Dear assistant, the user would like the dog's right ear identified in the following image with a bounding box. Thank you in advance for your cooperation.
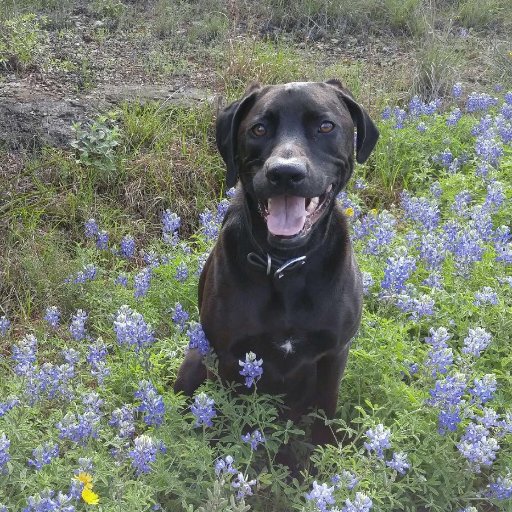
[216,83,261,188]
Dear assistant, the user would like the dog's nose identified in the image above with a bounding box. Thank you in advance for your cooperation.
[265,158,307,187]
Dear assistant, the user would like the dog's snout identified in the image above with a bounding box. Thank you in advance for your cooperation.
[265,158,307,187]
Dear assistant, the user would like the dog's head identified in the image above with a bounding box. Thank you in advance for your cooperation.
[216,80,379,249]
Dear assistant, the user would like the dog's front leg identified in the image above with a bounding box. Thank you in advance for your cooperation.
[173,349,207,396]
[311,345,350,445]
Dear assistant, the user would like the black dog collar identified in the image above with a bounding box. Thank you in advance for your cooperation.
[246,252,306,279]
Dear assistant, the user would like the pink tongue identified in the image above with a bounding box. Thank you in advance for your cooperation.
[267,195,307,236]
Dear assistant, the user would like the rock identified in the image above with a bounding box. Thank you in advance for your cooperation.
[0,82,212,150]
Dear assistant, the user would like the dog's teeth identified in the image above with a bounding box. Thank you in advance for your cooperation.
[306,196,319,213]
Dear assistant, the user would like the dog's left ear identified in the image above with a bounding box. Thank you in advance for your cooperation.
[216,82,261,188]
[326,79,379,164]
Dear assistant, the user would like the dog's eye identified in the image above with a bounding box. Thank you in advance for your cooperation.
[319,121,335,133]
[251,123,267,137]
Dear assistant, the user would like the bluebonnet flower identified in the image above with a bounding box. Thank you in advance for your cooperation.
[380,249,416,295]
[239,352,263,388]
[214,455,237,477]
[381,106,391,120]
[135,380,165,427]
[474,287,498,306]
[416,121,427,132]
[197,252,209,275]
[110,405,135,438]
[452,82,463,98]
[171,302,189,331]
[87,338,110,385]
[386,452,410,474]
[62,348,80,366]
[451,191,472,217]
[0,433,10,473]
[422,99,440,116]
[408,95,423,117]
[0,397,19,417]
[84,218,98,238]
[341,492,373,512]
[134,267,152,298]
[232,473,257,500]
[400,191,440,231]
[475,133,503,166]
[476,407,500,429]
[338,470,359,490]
[23,490,75,512]
[143,250,160,268]
[425,326,451,348]
[34,362,75,401]
[186,323,210,355]
[216,199,230,223]
[423,270,444,290]
[446,108,462,126]
[361,272,373,295]
[393,107,407,129]
[466,92,498,113]
[191,392,216,427]
[450,227,485,274]
[505,91,512,105]
[495,241,512,263]
[486,473,512,500]
[418,232,447,269]
[305,481,335,512]
[13,334,37,376]
[120,235,135,258]
[115,273,128,287]
[434,148,453,168]
[471,115,493,136]
[471,375,497,405]
[0,316,10,336]
[354,210,396,256]
[396,287,435,320]
[462,327,492,357]
[430,181,442,198]
[162,209,180,245]
[501,101,512,119]
[241,429,265,450]
[226,187,236,198]
[354,177,367,190]
[199,209,220,241]
[495,114,512,143]
[175,262,188,282]
[424,345,453,378]
[428,373,467,409]
[69,263,97,285]
[28,442,59,470]
[69,310,88,341]
[364,424,391,459]
[96,230,109,250]
[475,161,490,178]
[114,305,155,352]
[485,181,505,210]
[129,435,165,476]
[457,423,499,472]
[44,306,61,328]
[56,410,100,445]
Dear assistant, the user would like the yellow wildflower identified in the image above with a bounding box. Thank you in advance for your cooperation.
[370,208,378,215]
[75,472,93,490]
[82,487,100,505]
[344,207,355,217]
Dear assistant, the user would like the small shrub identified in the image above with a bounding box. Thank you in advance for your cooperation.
[0,13,48,72]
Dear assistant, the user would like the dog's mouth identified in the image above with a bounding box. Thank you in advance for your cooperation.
[258,184,333,239]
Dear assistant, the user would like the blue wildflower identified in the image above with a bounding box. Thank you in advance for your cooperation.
[12,334,37,376]
[23,490,75,512]
[134,380,165,427]
[86,338,110,385]
[84,218,98,238]
[0,397,19,418]
[96,230,109,250]
[305,481,335,512]
[486,473,512,500]
[114,305,155,352]
[120,235,135,258]
[470,374,497,404]
[239,351,263,388]
[452,82,463,98]
[364,424,392,459]
[44,306,61,328]
[186,323,210,355]
[110,405,135,438]
[191,392,216,427]
[69,310,88,341]
[462,327,492,357]
[457,423,499,472]
[232,473,257,500]
[175,262,188,282]
[0,433,10,473]
[171,303,189,332]
[0,316,11,336]
[162,209,181,245]
[385,451,410,475]
[341,492,373,512]
[129,434,165,476]
[28,442,59,470]
[241,429,265,450]
[214,455,237,476]
[381,249,416,295]
[134,267,153,298]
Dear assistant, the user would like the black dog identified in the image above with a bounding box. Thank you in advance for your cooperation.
[174,80,379,445]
